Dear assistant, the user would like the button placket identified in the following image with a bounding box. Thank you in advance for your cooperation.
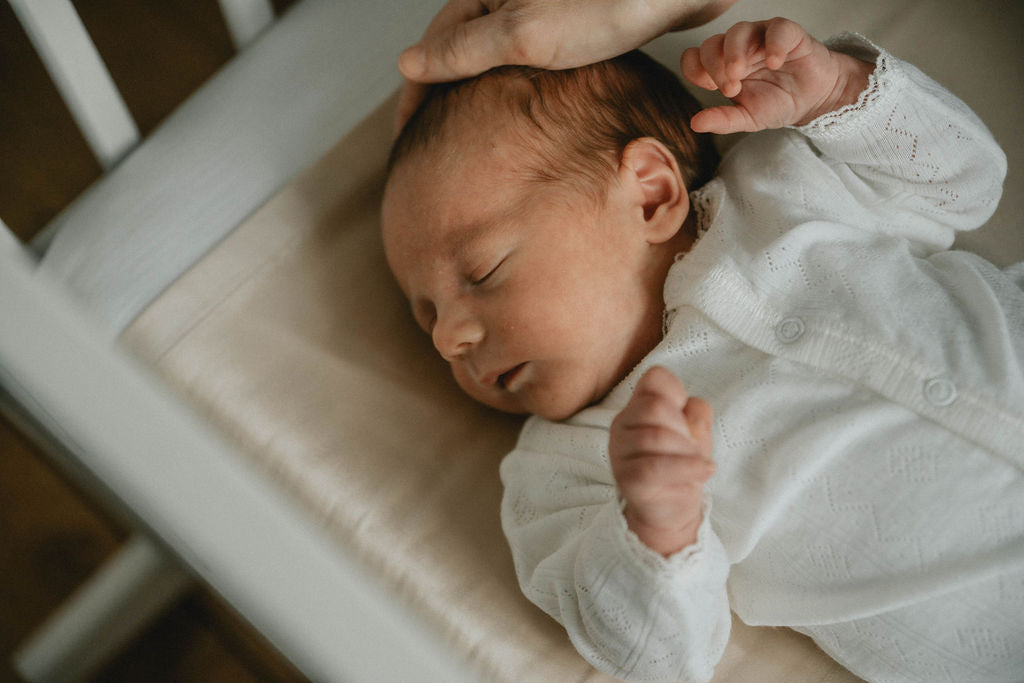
[923,377,957,407]
[775,316,805,344]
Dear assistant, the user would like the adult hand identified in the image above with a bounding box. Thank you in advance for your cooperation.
[395,0,737,132]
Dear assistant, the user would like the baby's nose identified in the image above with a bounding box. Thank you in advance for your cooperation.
[433,308,485,361]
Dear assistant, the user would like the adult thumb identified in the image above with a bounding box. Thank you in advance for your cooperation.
[399,13,510,83]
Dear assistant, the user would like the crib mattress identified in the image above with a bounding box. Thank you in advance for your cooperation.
[116,0,1021,679]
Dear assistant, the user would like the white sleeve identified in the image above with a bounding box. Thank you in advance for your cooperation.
[500,414,731,683]
[795,34,1007,253]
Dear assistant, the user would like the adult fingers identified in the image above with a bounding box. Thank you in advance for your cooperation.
[399,1,514,83]
[394,80,426,135]
[399,0,487,78]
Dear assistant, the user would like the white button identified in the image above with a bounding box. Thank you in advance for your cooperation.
[923,378,957,406]
[775,316,805,344]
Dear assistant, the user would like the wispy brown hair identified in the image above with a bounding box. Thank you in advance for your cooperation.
[388,50,718,231]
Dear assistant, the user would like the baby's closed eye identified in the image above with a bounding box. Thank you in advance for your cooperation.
[469,255,508,286]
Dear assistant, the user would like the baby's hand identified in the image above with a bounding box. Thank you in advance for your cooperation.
[610,366,714,557]
[681,17,873,134]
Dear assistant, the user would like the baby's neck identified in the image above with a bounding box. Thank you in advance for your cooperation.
[620,217,697,389]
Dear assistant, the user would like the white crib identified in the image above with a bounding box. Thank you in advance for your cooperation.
[2,1,1021,681]
[2,1,468,680]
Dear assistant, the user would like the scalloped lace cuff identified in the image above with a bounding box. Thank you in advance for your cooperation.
[795,32,901,140]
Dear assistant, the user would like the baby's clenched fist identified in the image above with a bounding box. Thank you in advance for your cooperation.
[609,366,715,557]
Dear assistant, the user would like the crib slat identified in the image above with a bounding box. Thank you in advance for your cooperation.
[8,0,140,170]
[217,0,275,50]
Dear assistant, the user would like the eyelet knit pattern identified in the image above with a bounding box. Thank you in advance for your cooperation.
[501,35,1022,683]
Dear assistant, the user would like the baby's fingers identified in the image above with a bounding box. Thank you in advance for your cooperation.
[691,104,759,134]
[763,17,807,70]
[680,47,718,92]
[684,21,767,98]
[611,420,699,462]
[698,33,737,97]
[614,449,717,499]
[683,397,713,459]
[611,367,712,462]
[722,21,762,88]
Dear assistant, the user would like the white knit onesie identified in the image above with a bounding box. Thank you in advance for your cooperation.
[501,35,1024,682]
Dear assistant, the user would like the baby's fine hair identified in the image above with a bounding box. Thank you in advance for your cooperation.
[388,50,718,223]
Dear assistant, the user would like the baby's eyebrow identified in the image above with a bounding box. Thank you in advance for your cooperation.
[445,224,489,261]
[443,191,528,261]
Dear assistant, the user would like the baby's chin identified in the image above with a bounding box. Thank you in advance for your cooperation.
[530,391,605,422]
[477,384,604,423]
[530,403,583,422]
[456,362,622,421]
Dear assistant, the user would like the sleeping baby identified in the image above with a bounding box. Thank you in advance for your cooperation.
[382,16,1024,682]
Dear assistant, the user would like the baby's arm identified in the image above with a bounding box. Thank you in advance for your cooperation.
[610,366,715,556]
[681,17,874,134]
[684,18,1006,246]
[501,393,731,681]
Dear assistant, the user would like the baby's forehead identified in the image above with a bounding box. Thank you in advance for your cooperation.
[404,110,545,185]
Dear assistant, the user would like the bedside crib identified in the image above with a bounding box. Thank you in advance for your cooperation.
[2,0,1021,680]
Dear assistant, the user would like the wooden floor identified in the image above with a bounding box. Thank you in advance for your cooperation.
[0,1,304,680]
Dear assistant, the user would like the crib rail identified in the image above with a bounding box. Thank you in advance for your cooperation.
[8,0,274,170]
[0,218,473,682]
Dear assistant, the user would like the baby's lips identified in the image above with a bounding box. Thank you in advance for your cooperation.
[493,363,528,390]
[478,365,508,388]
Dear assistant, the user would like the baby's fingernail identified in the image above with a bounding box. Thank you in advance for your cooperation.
[399,45,426,79]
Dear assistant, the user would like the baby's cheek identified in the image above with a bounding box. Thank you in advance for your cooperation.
[507,291,571,343]
[450,364,478,399]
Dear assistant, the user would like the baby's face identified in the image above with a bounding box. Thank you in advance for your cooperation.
[382,126,667,421]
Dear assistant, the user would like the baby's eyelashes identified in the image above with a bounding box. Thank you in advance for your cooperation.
[468,256,507,287]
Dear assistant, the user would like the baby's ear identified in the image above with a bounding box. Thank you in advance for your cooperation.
[619,137,689,244]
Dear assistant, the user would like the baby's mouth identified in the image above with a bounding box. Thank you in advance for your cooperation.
[497,363,527,390]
